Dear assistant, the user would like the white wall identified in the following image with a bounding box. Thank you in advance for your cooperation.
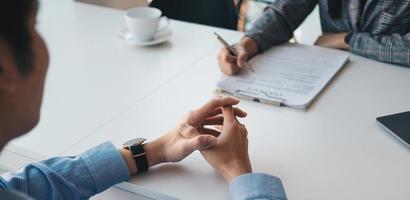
[294,5,322,45]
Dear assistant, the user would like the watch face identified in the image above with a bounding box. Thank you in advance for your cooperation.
[123,138,146,147]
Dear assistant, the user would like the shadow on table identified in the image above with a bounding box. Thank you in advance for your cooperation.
[128,41,174,51]
[131,163,191,182]
[376,121,410,152]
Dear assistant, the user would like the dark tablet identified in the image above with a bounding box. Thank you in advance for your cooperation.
[377,111,410,147]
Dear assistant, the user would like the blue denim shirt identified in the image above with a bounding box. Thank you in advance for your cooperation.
[246,0,410,66]
[0,142,287,200]
[230,173,287,200]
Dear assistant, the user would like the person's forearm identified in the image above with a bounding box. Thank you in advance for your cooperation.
[314,32,350,50]
[119,148,138,175]
[238,36,260,58]
[349,32,410,66]
[0,142,130,199]
[229,173,287,200]
[245,6,293,51]
[245,0,317,51]
[120,138,166,175]
[215,154,252,182]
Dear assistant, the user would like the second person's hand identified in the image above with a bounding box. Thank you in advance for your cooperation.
[143,97,247,169]
[217,36,259,76]
[314,32,350,50]
[181,106,252,182]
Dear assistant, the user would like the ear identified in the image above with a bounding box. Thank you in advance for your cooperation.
[0,40,18,93]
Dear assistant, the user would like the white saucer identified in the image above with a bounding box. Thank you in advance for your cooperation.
[117,28,172,46]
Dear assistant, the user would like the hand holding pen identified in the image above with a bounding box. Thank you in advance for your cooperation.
[215,33,259,75]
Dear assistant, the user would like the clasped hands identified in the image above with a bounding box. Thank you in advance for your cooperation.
[144,97,252,182]
[145,33,351,181]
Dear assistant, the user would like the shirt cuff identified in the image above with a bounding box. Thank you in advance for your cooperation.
[80,142,131,193]
[245,32,266,53]
[344,33,353,45]
[229,173,287,200]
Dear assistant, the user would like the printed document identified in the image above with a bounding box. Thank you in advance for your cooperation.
[217,43,349,109]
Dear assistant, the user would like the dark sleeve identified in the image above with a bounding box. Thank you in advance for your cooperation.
[245,0,318,51]
[349,32,410,67]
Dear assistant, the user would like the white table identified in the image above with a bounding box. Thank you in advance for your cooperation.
[4,0,239,158]
[2,0,410,200]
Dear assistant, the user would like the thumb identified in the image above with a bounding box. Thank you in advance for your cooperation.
[183,135,217,152]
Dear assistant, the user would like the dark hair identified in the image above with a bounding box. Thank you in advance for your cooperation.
[0,0,37,75]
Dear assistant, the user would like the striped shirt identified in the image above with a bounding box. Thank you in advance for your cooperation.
[246,0,410,66]
[0,142,287,200]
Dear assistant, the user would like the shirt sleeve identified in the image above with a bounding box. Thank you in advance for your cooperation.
[245,0,318,51]
[0,142,130,200]
[349,32,410,67]
[229,173,287,200]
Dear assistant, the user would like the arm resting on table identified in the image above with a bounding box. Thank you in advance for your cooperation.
[246,0,318,51]
[0,142,130,200]
[229,173,287,200]
[349,33,410,67]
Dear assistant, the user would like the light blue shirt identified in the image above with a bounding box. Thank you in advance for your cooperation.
[0,142,287,200]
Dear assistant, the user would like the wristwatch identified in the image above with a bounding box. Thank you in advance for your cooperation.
[344,33,353,45]
[122,138,149,174]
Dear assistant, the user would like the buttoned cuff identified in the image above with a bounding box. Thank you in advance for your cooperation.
[229,173,287,200]
[80,142,131,193]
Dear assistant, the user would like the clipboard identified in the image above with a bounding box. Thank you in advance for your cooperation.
[216,43,349,110]
[215,88,284,107]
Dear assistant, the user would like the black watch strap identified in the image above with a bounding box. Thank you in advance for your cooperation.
[344,33,353,45]
[129,145,149,174]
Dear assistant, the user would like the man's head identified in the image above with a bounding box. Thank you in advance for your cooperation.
[0,0,49,145]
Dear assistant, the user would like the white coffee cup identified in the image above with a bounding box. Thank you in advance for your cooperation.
[124,7,169,41]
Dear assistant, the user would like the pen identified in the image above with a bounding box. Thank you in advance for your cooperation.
[214,32,255,72]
